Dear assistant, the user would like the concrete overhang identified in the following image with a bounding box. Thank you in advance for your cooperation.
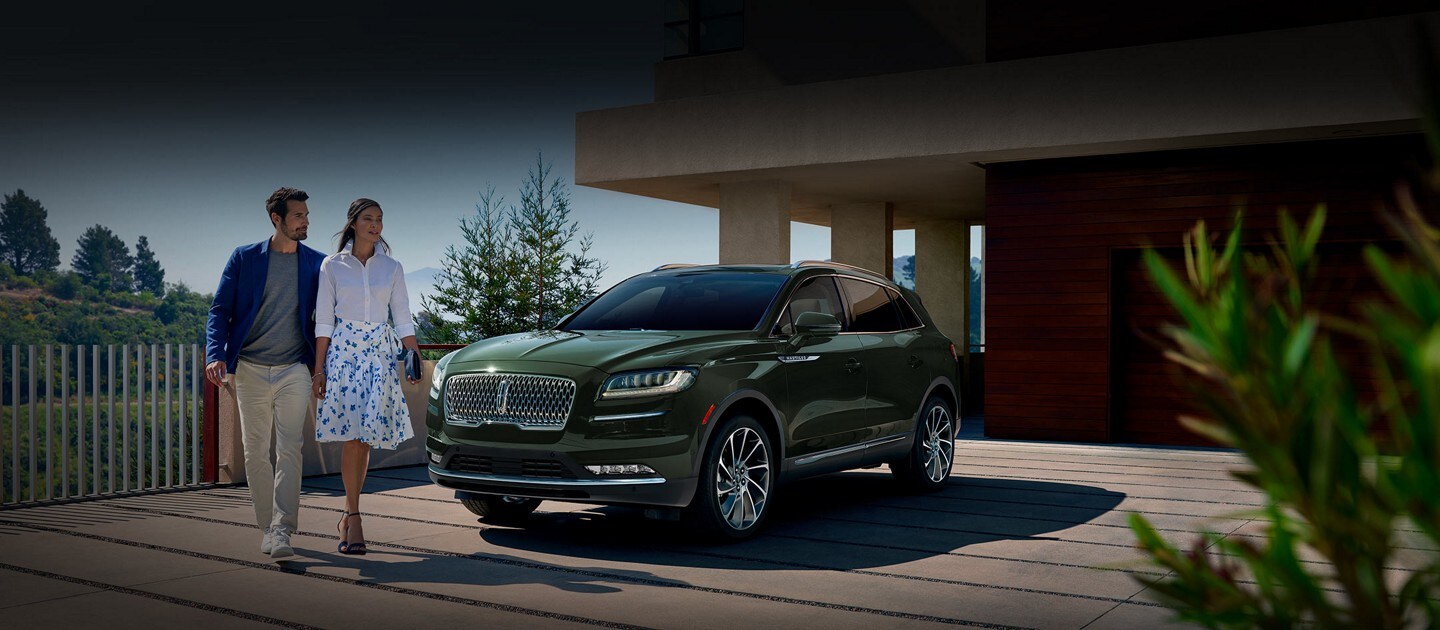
[576,13,1433,228]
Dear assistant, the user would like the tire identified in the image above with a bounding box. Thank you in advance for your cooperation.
[460,495,542,525]
[891,396,956,492]
[684,415,775,542]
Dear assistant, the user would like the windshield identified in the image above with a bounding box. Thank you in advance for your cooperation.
[561,272,787,331]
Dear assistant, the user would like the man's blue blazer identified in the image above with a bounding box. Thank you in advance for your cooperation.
[206,238,326,372]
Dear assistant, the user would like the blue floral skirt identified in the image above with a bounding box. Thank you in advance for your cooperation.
[316,319,413,449]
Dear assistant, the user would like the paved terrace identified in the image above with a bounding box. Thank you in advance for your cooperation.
[0,423,1284,629]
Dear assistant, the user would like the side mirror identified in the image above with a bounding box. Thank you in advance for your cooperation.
[793,311,842,335]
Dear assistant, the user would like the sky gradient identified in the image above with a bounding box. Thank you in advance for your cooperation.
[0,2,959,298]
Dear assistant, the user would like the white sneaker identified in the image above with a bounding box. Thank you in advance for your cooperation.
[259,527,274,554]
[269,529,294,559]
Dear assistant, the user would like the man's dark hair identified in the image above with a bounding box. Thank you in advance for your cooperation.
[265,187,309,225]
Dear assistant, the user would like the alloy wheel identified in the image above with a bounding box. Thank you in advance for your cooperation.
[714,427,771,531]
[921,405,954,483]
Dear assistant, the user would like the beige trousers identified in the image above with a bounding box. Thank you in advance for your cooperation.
[233,359,311,535]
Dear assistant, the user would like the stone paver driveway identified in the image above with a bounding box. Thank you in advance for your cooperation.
[0,424,1261,629]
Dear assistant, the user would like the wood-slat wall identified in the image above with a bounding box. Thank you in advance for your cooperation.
[983,136,1420,444]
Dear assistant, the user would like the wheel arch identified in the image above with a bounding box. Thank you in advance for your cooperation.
[923,376,960,421]
[692,389,786,478]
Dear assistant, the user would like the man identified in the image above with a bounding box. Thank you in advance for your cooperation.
[206,187,325,559]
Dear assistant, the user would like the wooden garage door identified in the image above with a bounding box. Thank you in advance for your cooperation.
[1111,243,1390,446]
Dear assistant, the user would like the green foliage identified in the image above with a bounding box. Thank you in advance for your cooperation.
[423,154,607,342]
[72,224,135,292]
[0,189,61,276]
[1131,33,1440,627]
[44,271,83,300]
[0,267,211,350]
[1131,203,1440,627]
[132,235,165,296]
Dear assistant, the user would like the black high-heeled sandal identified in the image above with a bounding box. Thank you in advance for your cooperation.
[340,512,366,555]
[337,511,352,553]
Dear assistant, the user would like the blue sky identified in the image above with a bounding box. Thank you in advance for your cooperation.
[0,3,975,297]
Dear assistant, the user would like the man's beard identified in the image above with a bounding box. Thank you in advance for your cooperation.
[286,227,308,241]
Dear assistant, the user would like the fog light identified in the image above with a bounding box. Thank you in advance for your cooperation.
[429,452,443,464]
[585,464,656,476]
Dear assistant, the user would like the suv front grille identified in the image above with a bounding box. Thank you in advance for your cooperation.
[447,454,575,479]
[444,373,576,431]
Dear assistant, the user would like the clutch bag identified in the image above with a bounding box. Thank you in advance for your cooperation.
[401,348,422,381]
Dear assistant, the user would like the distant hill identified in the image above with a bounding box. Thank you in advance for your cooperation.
[893,255,915,289]
[404,267,441,315]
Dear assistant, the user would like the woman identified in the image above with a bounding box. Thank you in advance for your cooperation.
[313,197,420,555]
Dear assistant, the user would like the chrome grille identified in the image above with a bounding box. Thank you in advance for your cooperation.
[444,373,576,430]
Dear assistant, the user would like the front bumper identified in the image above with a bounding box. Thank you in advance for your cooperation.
[428,463,698,507]
[426,359,713,507]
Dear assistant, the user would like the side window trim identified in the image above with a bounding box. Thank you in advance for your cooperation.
[769,273,928,337]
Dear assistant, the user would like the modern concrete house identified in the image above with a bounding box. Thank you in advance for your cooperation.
[574,1,1438,445]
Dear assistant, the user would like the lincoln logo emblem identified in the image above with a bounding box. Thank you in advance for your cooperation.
[496,380,511,414]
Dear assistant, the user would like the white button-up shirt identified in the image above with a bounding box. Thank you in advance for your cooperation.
[315,241,416,339]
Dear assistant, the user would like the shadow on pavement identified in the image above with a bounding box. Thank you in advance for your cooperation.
[475,471,1126,572]
[280,547,679,594]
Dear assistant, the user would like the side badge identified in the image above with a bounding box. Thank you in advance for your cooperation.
[777,355,821,364]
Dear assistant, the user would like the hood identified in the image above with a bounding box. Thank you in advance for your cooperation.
[448,330,756,373]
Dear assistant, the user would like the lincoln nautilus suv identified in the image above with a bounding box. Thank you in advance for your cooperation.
[425,261,960,540]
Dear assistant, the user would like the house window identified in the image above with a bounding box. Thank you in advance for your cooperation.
[664,0,744,59]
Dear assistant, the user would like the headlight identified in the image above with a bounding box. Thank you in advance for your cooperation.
[598,368,697,400]
[430,352,455,398]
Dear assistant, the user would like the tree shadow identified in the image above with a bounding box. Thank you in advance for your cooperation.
[477,470,1127,572]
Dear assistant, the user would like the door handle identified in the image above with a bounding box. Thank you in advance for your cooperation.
[908,356,923,368]
[845,358,863,374]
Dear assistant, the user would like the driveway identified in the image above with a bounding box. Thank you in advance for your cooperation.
[0,419,1257,629]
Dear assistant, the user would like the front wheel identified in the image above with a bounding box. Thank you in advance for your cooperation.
[460,495,542,525]
[891,397,956,491]
[685,415,774,542]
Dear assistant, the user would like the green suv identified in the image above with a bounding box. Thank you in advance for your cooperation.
[425,261,960,540]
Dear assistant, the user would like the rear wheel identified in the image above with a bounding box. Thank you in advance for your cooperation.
[891,396,955,491]
[685,415,774,541]
[460,495,542,525]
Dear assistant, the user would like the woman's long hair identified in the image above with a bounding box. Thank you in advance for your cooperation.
[336,198,391,253]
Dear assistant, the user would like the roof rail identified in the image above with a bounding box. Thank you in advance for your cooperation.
[652,263,700,271]
[791,260,892,282]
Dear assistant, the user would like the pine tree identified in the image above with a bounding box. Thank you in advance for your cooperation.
[509,154,606,331]
[0,189,62,276]
[424,154,607,341]
[72,225,134,292]
[422,187,521,341]
[132,235,165,296]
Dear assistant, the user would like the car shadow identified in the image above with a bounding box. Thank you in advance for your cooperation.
[477,470,1126,572]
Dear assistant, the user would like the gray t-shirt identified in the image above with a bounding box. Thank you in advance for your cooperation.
[240,250,305,366]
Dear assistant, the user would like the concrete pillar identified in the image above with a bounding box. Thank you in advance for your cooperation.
[719,181,791,264]
[831,202,894,277]
[915,219,969,349]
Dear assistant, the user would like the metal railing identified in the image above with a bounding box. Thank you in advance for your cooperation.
[3,344,208,507]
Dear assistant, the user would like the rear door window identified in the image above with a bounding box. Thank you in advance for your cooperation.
[840,278,904,333]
